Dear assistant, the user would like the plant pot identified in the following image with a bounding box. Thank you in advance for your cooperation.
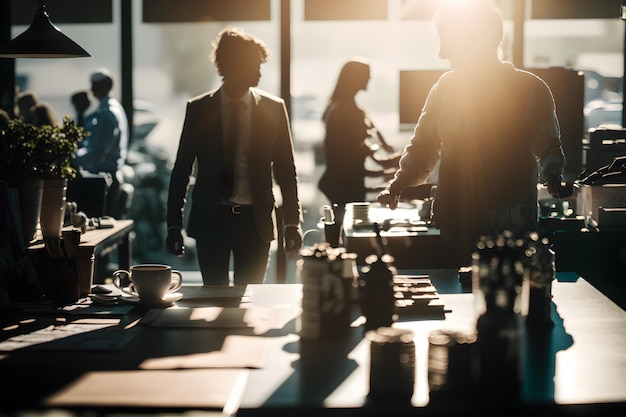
[12,178,44,244]
[40,178,68,240]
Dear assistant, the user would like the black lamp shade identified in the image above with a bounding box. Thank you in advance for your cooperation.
[0,4,91,58]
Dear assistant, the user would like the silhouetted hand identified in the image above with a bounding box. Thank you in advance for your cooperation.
[284,226,303,255]
[378,188,400,210]
[545,176,572,199]
[382,142,395,153]
[166,227,185,256]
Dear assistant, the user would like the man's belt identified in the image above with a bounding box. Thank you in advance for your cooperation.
[221,202,252,215]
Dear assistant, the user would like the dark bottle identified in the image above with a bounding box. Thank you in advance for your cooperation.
[367,327,416,401]
[356,223,396,332]
[524,232,555,326]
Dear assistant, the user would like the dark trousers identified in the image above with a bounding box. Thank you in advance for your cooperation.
[195,204,270,286]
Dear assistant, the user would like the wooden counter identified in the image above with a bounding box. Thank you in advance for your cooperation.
[28,219,134,294]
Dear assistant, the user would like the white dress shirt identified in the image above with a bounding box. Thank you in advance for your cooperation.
[220,89,253,205]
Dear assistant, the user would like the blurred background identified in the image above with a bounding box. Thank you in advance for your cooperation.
[2,0,624,282]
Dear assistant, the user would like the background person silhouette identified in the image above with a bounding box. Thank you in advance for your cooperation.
[70,90,91,127]
[72,69,130,219]
[377,0,568,268]
[15,90,58,127]
[73,69,129,178]
[318,58,400,245]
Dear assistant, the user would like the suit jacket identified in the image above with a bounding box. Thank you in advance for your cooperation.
[167,87,302,243]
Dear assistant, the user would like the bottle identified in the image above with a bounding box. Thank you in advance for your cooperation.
[356,223,396,332]
[341,252,360,301]
[298,244,329,339]
[427,329,476,402]
[367,327,416,401]
[322,204,340,247]
[524,232,555,326]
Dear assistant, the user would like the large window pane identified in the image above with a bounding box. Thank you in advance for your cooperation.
[9,0,625,275]
[524,17,624,129]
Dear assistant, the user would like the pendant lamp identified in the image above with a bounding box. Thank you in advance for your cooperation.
[0,0,91,58]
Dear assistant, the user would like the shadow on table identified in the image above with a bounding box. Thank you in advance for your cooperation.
[523,301,573,403]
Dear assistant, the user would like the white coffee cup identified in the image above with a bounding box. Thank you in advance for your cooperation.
[113,264,183,301]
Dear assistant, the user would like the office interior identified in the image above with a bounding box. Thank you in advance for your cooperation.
[1,0,625,310]
[3,0,624,282]
[1,1,626,415]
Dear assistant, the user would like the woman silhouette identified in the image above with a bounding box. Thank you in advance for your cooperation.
[318,58,399,245]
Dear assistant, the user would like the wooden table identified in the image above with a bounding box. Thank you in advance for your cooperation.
[0,272,625,416]
[28,219,134,293]
[73,218,134,278]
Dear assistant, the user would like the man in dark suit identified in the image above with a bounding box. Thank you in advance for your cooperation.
[166,27,303,286]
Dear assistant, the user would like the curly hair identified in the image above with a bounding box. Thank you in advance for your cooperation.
[211,27,270,77]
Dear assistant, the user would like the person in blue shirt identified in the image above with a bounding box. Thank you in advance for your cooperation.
[74,69,129,178]
[73,69,130,218]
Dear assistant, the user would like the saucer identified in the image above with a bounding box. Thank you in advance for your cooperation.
[139,292,183,307]
[121,287,183,307]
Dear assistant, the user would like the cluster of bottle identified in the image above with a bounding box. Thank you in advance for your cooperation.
[428,230,556,407]
[473,230,555,325]
[298,222,400,339]
[298,226,410,402]
[350,224,413,402]
[297,242,358,339]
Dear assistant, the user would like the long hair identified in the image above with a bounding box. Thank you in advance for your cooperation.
[323,58,370,120]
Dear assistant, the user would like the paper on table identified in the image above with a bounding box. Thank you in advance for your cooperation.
[0,320,123,351]
[45,368,248,415]
[145,305,300,334]
[62,302,134,316]
[139,335,269,369]
[180,285,251,301]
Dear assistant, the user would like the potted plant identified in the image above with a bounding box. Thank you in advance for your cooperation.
[1,118,45,243]
[35,117,84,242]
[1,118,41,180]
[34,116,84,181]
[0,116,84,243]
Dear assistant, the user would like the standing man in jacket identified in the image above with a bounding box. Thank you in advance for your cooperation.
[166,27,303,286]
